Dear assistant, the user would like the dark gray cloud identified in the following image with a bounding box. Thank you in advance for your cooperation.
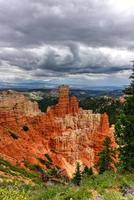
[0,0,134,48]
[0,0,134,87]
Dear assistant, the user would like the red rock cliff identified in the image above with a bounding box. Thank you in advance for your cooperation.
[0,86,117,177]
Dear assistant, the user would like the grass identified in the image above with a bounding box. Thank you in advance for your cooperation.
[30,171,134,200]
[0,188,29,200]
[0,158,40,181]
[0,172,133,200]
[0,159,134,200]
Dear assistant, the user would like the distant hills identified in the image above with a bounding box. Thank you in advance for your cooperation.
[0,85,124,99]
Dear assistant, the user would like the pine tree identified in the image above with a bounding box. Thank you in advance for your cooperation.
[97,137,116,174]
[115,62,134,171]
[72,162,82,186]
[82,166,93,176]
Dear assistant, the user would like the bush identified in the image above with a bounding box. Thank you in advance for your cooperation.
[0,187,29,200]
[22,125,29,132]
[37,157,51,168]
[24,161,43,174]
[8,130,19,140]
[48,168,58,176]
[0,158,38,179]
[44,153,52,163]
[82,166,93,176]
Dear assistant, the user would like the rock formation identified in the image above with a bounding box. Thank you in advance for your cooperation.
[0,90,40,116]
[47,85,79,117]
[0,85,117,177]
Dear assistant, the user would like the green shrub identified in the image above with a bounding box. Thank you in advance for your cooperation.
[37,157,51,168]
[82,166,93,176]
[22,125,29,132]
[0,187,29,200]
[0,158,38,179]
[44,153,52,163]
[8,130,19,140]
[48,168,58,176]
[24,161,43,174]
[103,191,123,200]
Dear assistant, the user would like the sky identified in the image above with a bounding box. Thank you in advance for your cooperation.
[0,0,134,89]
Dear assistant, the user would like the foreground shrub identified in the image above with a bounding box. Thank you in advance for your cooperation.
[0,188,29,200]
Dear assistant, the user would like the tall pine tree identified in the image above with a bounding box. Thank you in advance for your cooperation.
[115,62,134,171]
[72,162,82,186]
[97,137,116,174]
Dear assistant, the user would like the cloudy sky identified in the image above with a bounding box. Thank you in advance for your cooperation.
[0,0,134,89]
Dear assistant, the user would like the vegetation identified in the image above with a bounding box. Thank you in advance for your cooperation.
[0,158,40,181]
[72,162,82,186]
[97,137,116,174]
[0,167,134,200]
[82,166,93,176]
[37,96,58,112]
[10,132,19,140]
[0,187,30,200]
[1,65,134,199]
[80,96,122,124]
[115,63,134,171]
[38,154,53,169]
[8,129,19,140]
[22,125,29,132]
[44,153,53,163]
[37,157,51,168]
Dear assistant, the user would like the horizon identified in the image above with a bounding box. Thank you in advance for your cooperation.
[0,0,134,88]
[0,84,125,91]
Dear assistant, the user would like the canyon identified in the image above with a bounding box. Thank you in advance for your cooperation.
[0,86,117,177]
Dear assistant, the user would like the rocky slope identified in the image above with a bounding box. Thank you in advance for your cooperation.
[0,85,117,177]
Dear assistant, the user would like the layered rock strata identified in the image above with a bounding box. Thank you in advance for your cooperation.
[0,90,40,116]
[0,86,117,177]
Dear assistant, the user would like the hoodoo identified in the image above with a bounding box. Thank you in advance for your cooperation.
[0,86,117,177]
[47,85,79,117]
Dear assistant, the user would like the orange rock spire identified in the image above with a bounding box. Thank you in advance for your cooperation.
[48,85,79,117]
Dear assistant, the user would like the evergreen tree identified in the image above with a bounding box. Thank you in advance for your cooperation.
[98,137,116,174]
[72,162,82,186]
[82,166,93,176]
[115,62,134,171]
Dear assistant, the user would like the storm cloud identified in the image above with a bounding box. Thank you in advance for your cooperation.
[0,0,134,88]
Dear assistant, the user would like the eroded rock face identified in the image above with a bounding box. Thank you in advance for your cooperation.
[0,90,40,116]
[0,86,117,177]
